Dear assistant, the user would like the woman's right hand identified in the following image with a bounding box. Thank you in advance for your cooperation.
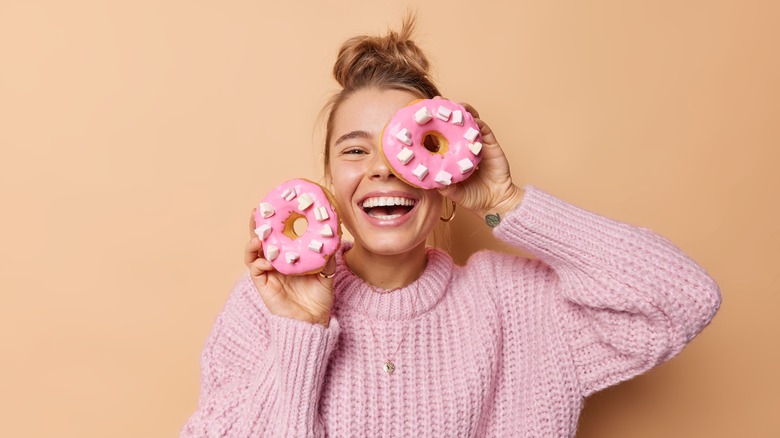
[245,210,336,327]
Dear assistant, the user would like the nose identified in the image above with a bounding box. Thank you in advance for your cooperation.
[368,151,395,180]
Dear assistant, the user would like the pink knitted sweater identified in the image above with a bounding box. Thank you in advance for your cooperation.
[181,186,721,437]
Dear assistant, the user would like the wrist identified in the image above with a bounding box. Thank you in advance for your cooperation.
[268,308,331,328]
[481,185,524,226]
[298,308,331,328]
[290,313,331,328]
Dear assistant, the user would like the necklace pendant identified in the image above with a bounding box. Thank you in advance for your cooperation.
[383,360,395,374]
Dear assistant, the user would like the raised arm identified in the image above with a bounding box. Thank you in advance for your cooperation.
[494,186,721,396]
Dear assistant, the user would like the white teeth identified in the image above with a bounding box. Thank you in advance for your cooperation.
[361,196,416,209]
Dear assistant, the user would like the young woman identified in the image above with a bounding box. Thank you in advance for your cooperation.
[182,19,721,437]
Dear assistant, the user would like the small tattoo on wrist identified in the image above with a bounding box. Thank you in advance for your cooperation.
[485,213,501,228]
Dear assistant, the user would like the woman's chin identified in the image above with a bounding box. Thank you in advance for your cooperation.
[352,236,427,258]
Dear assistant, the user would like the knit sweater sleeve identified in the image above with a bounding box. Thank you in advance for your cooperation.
[180,275,340,437]
[493,186,721,397]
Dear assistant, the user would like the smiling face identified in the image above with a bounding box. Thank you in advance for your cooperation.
[327,87,443,258]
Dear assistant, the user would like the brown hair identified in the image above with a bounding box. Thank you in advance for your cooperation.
[322,15,441,174]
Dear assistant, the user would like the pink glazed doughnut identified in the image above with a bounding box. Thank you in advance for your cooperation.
[381,98,483,190]
[253,179,342,276]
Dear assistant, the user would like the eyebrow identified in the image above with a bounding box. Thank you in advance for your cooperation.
[333,130,373,147]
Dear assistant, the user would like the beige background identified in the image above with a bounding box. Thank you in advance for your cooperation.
[1,0,778,436]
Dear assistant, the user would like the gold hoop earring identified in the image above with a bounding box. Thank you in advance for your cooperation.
[440,201,456,222]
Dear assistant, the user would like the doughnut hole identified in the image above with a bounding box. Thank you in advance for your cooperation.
[282,212,308,240]
[422,131,449,156]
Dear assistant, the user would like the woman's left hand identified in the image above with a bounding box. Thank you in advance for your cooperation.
[437,102,525,218]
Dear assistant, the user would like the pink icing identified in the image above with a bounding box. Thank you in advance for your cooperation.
[254,179,341,275]
[382,99,483,189]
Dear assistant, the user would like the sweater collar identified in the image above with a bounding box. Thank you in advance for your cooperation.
[332,242,453,321]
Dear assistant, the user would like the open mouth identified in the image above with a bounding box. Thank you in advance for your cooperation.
[361,196,416,220]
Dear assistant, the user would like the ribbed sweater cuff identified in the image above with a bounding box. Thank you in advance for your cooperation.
[266,313,340,432]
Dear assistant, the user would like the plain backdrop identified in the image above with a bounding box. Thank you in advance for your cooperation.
[1,0,778,436]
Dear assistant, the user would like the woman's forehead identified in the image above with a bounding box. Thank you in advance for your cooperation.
[331,88,419,141]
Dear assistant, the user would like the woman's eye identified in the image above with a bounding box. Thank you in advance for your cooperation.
[344,148,366,155]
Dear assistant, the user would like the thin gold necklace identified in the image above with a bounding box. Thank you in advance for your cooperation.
[365,282,419,375]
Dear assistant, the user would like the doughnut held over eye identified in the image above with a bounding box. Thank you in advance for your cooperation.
[254,178,342,276]
[380,98,483,190]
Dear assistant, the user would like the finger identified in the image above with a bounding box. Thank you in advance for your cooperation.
[437,183,463,205]
[317,256,337,284]
[461,102,480,119]
[247,260,273,292]
[249,209,257,239]
[473,118,498,146]
[248,257,274,278]
[244,237,263,266]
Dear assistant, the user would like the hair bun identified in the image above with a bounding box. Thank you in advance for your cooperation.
[333,16,432,90]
